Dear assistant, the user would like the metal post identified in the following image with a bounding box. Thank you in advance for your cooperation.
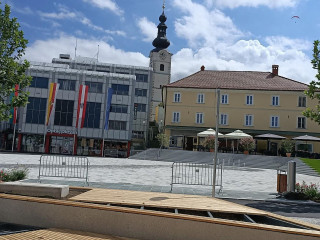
[287,161,296,192]
[212,89,220,197]
[11,123,16,152]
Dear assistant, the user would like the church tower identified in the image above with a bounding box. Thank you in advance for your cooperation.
[149,2,172,122]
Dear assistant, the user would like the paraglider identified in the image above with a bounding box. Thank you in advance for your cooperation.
[291,16,300,23]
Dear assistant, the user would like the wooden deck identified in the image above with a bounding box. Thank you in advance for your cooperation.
[0,228,138,240]
[69,188,269,215]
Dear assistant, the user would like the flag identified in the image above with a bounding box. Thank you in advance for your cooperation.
[104,88,113,130]
[76,84,89,128]
[13,84,19,124]
[46,83,59,126]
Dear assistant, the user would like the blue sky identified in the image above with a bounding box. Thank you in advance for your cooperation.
[4,0,320,83]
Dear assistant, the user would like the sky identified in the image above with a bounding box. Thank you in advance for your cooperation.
[3,0,320,83]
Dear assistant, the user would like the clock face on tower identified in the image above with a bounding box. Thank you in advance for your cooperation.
[159,51,167,60]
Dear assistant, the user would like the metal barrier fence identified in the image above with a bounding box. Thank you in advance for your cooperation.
[170,162,223,193]
[38,155,89,185]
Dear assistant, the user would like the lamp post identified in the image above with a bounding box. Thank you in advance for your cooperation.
[143,120,147,160]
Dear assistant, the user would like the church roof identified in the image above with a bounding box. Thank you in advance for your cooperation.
[167,70,308,91]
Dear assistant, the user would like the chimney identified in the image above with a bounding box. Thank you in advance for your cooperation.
[272,65,279,76]
[200,65,205,71]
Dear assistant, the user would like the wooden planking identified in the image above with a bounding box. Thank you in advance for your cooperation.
[0,228,138,240]
[69,188,265,215]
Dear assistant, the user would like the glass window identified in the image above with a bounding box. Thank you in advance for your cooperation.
[245,114,253,126]
[270,116,279,127]
[58,79,76,91]
[112,84,129,95]
[54,99,74,126]
[298,117,306,129]
[174,93,181,102]
[135,103,146,112]
[196,113,203,124]
[29,76,49,89]
[26,97,47,124]
[136,74,148,83]
[160,64,164,71]
[221,94,228,104]
[246,95,253,105]
[197,93,204,103]
[132,131,144,139]
[173,112,180,123]
[135,89,147,97]
[108,120,127,130]
[298,96,306,107]
[110,104,128,113]
[85,81,103,93]
[220,114,228,125]
[272,96,279,106]
[83,102,101,128]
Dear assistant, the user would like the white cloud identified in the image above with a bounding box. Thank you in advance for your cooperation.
[137,17,157,42]
[38,5,126,37]
[173,0,243,48]
[24,34,149,67]
[204,0,300,9]
[82,0,124,16]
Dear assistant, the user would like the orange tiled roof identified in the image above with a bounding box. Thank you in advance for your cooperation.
[167,70,308,91]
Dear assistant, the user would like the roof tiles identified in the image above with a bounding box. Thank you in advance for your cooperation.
[167,70,308,91]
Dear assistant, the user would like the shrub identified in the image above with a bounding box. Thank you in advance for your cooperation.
[280,139,294,153]
[239,137,255,151]
[0,166,28,182]
[203,135,219,150]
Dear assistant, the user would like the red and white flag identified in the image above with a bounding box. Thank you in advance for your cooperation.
[46,83,59,126]
[76,85,89,128]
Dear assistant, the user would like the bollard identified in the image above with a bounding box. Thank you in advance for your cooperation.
[287,161,296,192]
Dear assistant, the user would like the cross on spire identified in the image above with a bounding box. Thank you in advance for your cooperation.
[163,0,165,11]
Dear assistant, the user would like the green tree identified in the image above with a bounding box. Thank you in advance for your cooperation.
[303,40,320,123]
[0,2,31,121]
[156,133,169,148]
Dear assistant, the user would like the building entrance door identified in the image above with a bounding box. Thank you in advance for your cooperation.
[186,137,194,151]
[50,136,74,155]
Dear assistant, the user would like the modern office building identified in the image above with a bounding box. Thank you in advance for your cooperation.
[163,65,320,153]
[0,7,172,156]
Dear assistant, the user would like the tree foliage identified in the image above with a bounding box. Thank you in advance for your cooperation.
[303,40,320,124]
[0,2,31,121]
[156,133,169,148]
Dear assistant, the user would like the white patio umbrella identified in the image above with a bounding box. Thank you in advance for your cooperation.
[224,130,252,153]
[197,128,224,137]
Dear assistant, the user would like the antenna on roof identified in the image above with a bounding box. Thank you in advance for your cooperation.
[74,39,77,58]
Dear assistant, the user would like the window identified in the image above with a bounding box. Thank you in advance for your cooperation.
[172,112,180,123]
[298,96,306,107]
[298,117,306,129]
[136,74,148,83]
[26,97,47,124]
[245,114,253,126]
[246,95,253,105]
[196,113,203,124]
[220,114,228,125]
[83,102,101,128]
[132,131,144,139]
[272,96,279,106]
[221,94,228,104]
[54,99,74,126]
[111,84,129,95]
[85,81,103,93]
[135,103,146,112]
[270,116,279,127]
[160,64,164,71]
[110,104,128,113]
[58,79,76,91]
[197,93,204,103]
[174,93,181,102]
[135,89,147,97]
[30,76,49,89]
[108,120,127,130]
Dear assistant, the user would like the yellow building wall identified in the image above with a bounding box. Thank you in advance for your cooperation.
[164,87,320,152]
